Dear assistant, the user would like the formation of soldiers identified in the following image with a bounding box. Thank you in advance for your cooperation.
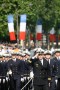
[0,44,60,90]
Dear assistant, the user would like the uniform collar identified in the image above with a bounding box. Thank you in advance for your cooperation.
[13,58,16,62]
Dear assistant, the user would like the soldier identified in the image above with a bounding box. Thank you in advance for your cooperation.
[44,50,57,90]
[28,49,51,90]
[0,55,8,90]
[2,55,8,90]
[7,53,25,90]
[52,49,60,90]
[24,50,33,90]
[0,56,3,90]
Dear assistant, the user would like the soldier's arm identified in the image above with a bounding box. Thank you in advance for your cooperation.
[27,53,38,65]
[27,58,38,67]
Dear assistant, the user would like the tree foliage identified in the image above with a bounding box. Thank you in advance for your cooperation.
[0,0,60,40]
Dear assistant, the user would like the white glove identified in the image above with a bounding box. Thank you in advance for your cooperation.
[49,83,50,87]
[6,77,9,82]
[32,53,38,59]
[3,79,5,83]
[21,78,24,82]
[0,79,1,83]
[30,71,34,78]
[24,77,26,80]
[8,70,12,75]
[55,79,58,85]
[27,77,30,80]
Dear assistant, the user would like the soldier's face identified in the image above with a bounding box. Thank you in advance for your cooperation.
[45,54,51,59]
[2,57,5,60]
[59,53,60,57]
[12,55,16,59]
[55,52,60,57]
[18,56,23,60]
[26,55,30,59]
[15,55,18,59]
[22,56,26,60]
[0,58,2,61]
[38,54,43,60]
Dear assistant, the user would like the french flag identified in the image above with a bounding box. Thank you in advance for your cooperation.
[49,27,56,42]
[8,15,16,41]
[19,14,27,40]
[36,20,42,40]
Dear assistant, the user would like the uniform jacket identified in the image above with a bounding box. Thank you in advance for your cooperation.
[7,59,25,79]
[53,57,60,78]
[0,60,7,76]
[30,58,51,85]
[49,58,57,77]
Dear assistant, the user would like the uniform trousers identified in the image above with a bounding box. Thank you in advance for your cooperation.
[56,78,60,90]
[34,84,49,90]
[9,75,21,90]
[50,77,56,90]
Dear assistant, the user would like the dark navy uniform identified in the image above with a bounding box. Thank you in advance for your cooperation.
[29,58,51,90]
[0,60,3,90]
[7,58,25,90]
[44,50,57,90]
[2,60,8,90]
[49,58,57,90]
[23,60,32,90]
[0,59,8,90]
[53,57,60,90]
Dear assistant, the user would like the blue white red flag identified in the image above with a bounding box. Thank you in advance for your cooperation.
[19,14,27,40]
[8,14,16,41]
[49,27,56,41]
[36,19,42,40]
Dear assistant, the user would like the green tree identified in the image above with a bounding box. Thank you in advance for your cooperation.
[0,0,60,41]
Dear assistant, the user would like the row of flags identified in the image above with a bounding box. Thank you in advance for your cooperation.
[8,14,60,41]
[8,14,26,41]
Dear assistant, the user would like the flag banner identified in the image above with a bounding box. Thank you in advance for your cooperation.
[19,14,27,40]
[49,27,56,42]
[8,15,16,41]
[36,19,42,40]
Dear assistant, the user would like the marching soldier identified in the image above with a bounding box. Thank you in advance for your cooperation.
[2,56,8,90]
[44,50,57,90]
[52,49,60,90]
[7,53,25,90]
[24,50,33,90]
[0,55,8,90]
[28,49,51,90]
[0,56,3,90]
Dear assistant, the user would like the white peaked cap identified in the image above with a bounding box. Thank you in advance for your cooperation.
[44,50,52,55]
[54,49,60,53]
[33,48,38,52]
[2,53,11,57]
[36,48,44,53]
[0,52,3,56]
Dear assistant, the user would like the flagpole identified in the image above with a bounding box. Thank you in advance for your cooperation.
[17,14,19,48]
[47,31,50,50]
